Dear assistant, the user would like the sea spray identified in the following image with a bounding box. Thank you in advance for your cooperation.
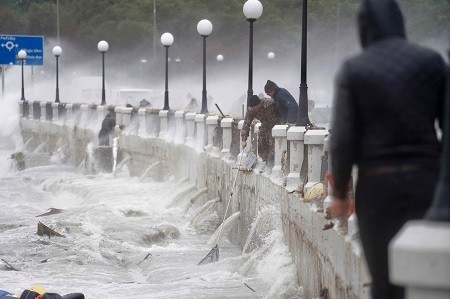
[175,176,189,187]
[139,161,160,182]
[239,205,303,298]
[183,187,208,212]
[207,211,240,247]
[167,185,196,207]
[32,140,48,154]
[190,197,220,226]
[113,154,131,177]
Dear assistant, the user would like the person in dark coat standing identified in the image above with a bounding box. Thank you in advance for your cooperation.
[98,113,116,146]
[264,80,299,124]
[329,0,446,298]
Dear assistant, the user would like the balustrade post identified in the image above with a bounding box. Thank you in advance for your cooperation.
[286,126,306,192]
[65,103,73,122]
[390,221,450,299]
[220,117,234,157]
[28,101,34,119]
[114,106,122,132]
[185,112,196,146]
[195,114,206,150]
[205,115,219,150]
[138,108,148,136]
[40,102,47,122]
[159,110,169,138]
[121,107,133,128]
[304,129,328,193]
[271,125,288,178]
[52,103,59,123]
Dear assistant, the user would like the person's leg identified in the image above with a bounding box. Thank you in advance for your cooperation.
[356,171,437,299]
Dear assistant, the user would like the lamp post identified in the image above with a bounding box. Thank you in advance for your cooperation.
[52,46,62,103]
[243,0,263,106]
[97,40,109,105]
[197,19,213,114]
[297,0,310,126]
[18,49,27,101]
[161,32,173,110]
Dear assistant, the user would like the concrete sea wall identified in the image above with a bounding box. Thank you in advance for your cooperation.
[19,101,370,299]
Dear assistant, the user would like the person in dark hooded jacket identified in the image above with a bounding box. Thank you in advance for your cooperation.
[264,80,299,124]
[98,113,116,146]
[329,0,446,298]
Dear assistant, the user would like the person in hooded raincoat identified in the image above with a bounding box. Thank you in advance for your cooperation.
[329,0,446,298]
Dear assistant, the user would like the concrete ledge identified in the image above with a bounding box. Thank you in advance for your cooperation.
[221,117,233,128]
[206,115,219,125]
[287,126,306,140]
[390,220,450,289]
[174,110,185,118]
[159,110,169,117]
[185,112,196,120]
[272,125,287,137]
[304,129,328,144]
[195,114,205,123]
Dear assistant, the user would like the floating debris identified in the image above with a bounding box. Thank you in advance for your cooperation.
[37,222,65,238]
[36,208,63,217]
[1,258,20,271]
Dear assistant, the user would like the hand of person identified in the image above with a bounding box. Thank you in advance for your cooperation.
[241,140,247,149]
[328,197,354,219]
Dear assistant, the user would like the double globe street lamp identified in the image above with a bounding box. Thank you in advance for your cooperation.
[243,0,263,106]
[18,49,27,101]
[161,33,174,110]
[97,40,109,105]
[197,19,213,114]
[52,46,62,103]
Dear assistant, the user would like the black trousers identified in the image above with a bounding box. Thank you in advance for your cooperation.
[355,170,437,299]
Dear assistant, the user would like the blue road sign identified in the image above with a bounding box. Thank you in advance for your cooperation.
[0,35,44,66]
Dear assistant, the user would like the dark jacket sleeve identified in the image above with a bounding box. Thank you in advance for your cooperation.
[330,63,358,199]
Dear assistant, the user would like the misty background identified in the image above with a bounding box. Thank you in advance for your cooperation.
[0,0,449,114]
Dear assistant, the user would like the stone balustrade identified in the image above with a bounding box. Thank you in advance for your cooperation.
[40,102,47,122]
[286,126,306,192]
[114,106,122,132]
[158,110,169,138]
[121,107,133,127]
[195,114,206,150]
[185,112,196,146]
[174,111,185,143]
[138,108,148,136]
[220,117,234,157]
[205,115,219,150]
[271,125,288,178]
[304,129,328,193]
[52,103,59,123]
[390,221,450,299]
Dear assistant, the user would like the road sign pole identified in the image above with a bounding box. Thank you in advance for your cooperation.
[1,66,4,99]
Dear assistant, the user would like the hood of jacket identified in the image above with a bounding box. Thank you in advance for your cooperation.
[357,0,406,48]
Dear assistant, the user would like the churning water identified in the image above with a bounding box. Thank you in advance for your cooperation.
[0,143,302,298]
